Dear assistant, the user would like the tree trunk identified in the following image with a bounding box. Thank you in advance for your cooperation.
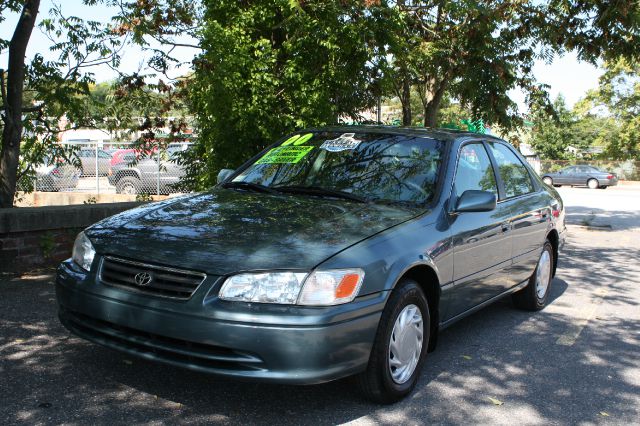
[401,77,411,126]
[420,77,448,128]
[0,0,40,208]
[423,90,445,127]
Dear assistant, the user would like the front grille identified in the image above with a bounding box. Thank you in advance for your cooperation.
[99,256,206,299]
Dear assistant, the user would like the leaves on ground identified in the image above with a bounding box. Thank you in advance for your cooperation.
[487,397,504,406]
[462,355,472,360]
[599,411,610,417]
[122,359,133,365]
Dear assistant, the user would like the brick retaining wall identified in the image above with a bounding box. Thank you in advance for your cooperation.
[0,202,143,273]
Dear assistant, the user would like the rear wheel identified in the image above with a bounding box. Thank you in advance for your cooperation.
[116,176,140,194]
[357,279,430,404]
[587,178,599,189]
[542,177,553,186]
[512,241,553,311]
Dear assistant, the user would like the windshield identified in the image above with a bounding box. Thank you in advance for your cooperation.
[231,131,444,204]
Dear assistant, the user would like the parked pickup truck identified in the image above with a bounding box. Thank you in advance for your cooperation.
[107,152,185,195]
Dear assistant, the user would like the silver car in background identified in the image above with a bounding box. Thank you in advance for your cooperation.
[542,165,618,189]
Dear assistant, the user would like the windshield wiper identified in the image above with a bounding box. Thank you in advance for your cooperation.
[273,185,368,203]
[221,181,278,194]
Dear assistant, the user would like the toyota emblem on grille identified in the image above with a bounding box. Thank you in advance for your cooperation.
[134,272,153,286]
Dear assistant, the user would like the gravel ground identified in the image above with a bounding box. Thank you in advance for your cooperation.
[1,187,639,425]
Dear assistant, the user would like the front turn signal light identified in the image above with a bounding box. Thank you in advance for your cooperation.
[298,269,365,306]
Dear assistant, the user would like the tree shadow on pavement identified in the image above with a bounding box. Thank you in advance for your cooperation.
[1,230,639,425]
[566,205,640,231]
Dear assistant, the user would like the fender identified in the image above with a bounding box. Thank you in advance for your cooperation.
[386,255,442,293]
[115,168,142,182]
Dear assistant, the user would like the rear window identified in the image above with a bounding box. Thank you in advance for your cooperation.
[487,143,534,198]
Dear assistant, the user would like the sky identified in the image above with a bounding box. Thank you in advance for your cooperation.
[1,0,603,113]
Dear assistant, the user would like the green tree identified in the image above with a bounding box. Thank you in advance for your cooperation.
[0,0,41,207]
[545,0,640,63]
[529,96,577,160]
[386,1,551,129]
[187,0,391,189]
[0,1,130,207]
[589,58,640,159]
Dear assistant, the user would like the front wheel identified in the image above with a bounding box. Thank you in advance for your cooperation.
[542,177,553,186]
[116,176,141,194]
[512,241,554,311]
[357,279,430,404]
[587,178,599,189]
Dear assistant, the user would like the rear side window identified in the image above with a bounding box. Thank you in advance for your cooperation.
[487,143,534,198]
[454,143,498,197]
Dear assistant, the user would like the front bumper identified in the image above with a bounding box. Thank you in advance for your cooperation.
[56,259,385,384]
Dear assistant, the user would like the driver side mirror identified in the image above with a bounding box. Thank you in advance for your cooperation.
[217,168,235,184]
[454,190,496,213]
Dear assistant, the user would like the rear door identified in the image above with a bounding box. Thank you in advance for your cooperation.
[486,142,550,287]
[556,166,575,185]
[445,142,513,320]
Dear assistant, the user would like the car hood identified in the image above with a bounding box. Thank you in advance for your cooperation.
[86,189,422,274]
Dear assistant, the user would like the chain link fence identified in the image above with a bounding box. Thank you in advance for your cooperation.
[25,141,192,198]
[539,160,640,181]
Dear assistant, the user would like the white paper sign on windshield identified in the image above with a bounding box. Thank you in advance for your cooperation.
[320,133,362,152]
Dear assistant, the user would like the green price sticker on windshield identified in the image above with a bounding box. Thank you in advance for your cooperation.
[256,146,314,164]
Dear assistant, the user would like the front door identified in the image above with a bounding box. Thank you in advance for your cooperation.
[445,142,512,321]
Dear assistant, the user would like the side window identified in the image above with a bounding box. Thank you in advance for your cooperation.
[487,142,534,198]
[454,143,498,197]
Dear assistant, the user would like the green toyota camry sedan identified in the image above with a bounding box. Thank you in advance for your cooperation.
[56,126,566,403]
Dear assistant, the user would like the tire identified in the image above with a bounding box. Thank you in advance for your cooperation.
[512,240,554,311]
[587,178,599,189]
[542,177,553,186]
[357,279,430,404]
[116,176,141,194]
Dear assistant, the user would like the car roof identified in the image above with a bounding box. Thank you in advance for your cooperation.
[301,125,507,143]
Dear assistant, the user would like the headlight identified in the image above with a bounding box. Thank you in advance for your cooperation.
[72,231,96,271]
[219,272,307,304]
[218,269,364,306]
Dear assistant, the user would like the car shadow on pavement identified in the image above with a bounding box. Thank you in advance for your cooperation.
[2,232,639,425]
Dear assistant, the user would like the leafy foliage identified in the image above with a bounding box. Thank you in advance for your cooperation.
[530,59,640,161]
[384,1,552,128]
[186,0,392,189]
[544,0,640,63]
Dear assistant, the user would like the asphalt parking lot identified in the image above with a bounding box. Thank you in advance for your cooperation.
[1,186,639,425]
